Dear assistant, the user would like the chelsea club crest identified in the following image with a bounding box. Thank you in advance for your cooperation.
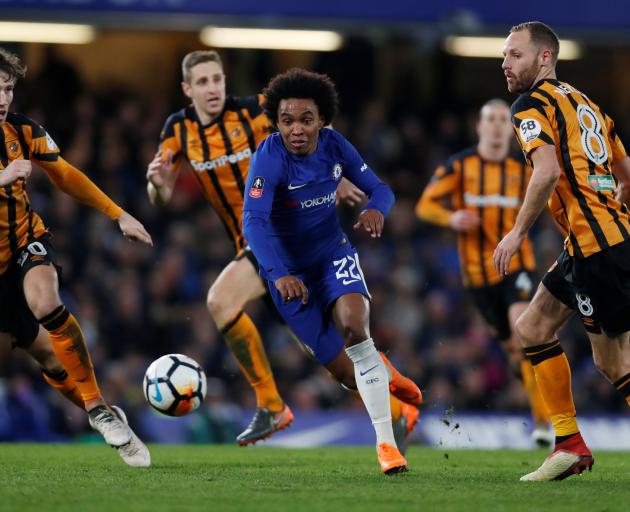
[332,163,342,181]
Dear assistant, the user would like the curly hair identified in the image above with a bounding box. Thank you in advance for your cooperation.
[0,47,26,82]
[263,68,339,127]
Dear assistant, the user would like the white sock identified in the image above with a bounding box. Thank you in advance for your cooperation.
[345,338,396,447]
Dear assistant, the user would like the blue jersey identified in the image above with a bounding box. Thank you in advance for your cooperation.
[243,128,394,281]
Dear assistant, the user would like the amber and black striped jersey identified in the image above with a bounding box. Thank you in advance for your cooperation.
[511,78,630,258]
[159,94,272,254]
[0,112,123,275]
[416,147,536,287]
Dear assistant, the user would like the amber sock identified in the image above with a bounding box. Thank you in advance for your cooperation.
[42,368,85,410]
[524,339,578,439]
[39,305,102,403]
[520,358,551,424]
[613,372,630,407]
[390,395,402,422]
[223,311,283,412]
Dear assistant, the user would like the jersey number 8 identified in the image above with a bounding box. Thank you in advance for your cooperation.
[577,104,609,165]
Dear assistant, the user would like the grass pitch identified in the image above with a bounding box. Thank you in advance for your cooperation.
[0,444,628,512]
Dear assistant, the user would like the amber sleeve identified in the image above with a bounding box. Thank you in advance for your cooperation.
[38,157,123,220]
[415,165,460,227]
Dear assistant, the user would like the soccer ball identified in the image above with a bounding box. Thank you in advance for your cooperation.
[143,354,207,416]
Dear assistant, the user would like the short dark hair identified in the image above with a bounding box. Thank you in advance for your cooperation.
[0,47,26,82]
[182,50,223,83]
[510,21,560,64]
[262,68,339,127]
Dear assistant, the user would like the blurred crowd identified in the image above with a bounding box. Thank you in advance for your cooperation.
[1,48,628,442]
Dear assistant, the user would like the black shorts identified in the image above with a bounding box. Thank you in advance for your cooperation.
[468,270,535,341]
[0,234,60,349]
[542,240,630,337]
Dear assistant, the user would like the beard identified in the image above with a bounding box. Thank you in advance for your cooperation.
[507,62,539,94]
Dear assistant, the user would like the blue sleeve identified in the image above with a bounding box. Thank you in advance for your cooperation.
[242,149,290,281]
[339,135,395,216]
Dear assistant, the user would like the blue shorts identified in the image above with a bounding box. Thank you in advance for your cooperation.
[266,247,370,365]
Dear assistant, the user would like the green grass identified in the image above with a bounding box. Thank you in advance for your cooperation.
[0,444,628,512]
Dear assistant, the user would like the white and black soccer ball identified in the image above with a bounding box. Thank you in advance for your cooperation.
[143,354,207,417]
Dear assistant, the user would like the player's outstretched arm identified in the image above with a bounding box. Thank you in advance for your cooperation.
[39,156,153,246]
[0,159,31,187]
[146,149,181,206]
[117,211,153,246]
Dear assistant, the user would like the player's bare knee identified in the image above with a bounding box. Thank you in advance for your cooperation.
[206,288,235,325]
[514,313,553,347]
[29,299,63,322]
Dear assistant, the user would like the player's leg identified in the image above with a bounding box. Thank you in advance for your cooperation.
[580,241,630,407]
[207,252,285,411]
[507,301,552,446]
[332,292,407,474]
[207,252,290,445]
[589,331,630,405]
[18,236,135,444]
[515,282,593,481]
[324,351,419,454]
[22,264,106,411]
[22,264,150,465]
[24,325,84,409]
[0,267,83,409]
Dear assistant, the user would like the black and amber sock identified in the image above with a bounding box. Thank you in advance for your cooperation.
[614,372,630,407]
[222,311,283,412]
[42,367,85,410]
[40,305,102,403]
[524,339,579,439]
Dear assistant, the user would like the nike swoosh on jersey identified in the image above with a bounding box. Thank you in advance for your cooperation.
[288,183,308,190]
[359,364,378,376]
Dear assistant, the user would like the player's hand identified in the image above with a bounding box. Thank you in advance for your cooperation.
[493,229,525,276]
[449,210,480,232]
[275,275,308,305]
[0,159,31,187]
[616,182,630,209]
[146,149,174,188]
[117,211,153,246]
[353,209,384,238]
[336,178,367,207]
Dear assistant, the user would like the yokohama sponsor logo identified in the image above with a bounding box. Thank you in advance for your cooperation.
[464,192,519,208]
[191,148,252,172]
[300,191,336,209]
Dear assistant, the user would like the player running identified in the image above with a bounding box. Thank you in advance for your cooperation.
[243,68,422,474]
[147,51,418,448]
[0,47,151,466]
[416,99,552,446]
[496,21,630,480]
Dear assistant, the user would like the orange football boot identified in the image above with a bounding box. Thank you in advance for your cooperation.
[377,443,408,475]
[380,353,423,406]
